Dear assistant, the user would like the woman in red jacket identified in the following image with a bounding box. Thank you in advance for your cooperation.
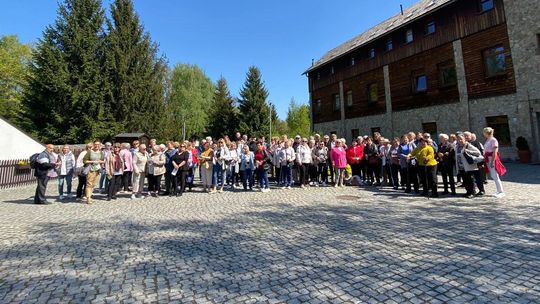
[346,139,364,179]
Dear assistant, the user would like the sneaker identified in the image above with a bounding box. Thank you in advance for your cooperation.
[286,186,291,189]
[131,194,136,200]
[322,182,327,187]
[495,192,506,198]
[300,185,305,189]
[59,195,65,200]
[476,191,485,196]
[281,186,287,190]
[334,184,338,188]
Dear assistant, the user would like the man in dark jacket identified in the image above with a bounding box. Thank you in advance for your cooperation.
[34,144,59,204]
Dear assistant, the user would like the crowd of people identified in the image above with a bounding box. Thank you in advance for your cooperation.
[32,128,507,205]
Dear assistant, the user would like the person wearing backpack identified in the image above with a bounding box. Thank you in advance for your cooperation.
[33,144,59,205]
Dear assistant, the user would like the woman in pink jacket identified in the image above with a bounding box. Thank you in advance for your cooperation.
[331,139,347,187]
[119,143,133,192]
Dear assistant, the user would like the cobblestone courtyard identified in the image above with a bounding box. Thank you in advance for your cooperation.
[1,163,539,303]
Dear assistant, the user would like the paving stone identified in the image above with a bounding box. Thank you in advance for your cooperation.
[0,163,538,303]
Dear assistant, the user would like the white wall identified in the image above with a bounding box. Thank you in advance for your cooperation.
[0,118,44,160]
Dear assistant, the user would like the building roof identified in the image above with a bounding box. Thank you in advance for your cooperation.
[305,0,455,74]
[115,133,148,138]
[0,117,44,160]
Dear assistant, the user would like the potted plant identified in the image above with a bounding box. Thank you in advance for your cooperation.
[516,136,531,163]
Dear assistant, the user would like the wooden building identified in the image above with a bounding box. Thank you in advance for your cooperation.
[305,0,540,161]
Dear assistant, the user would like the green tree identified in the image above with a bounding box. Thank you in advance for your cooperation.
[23,0,117,143]
[165,64,214,140]
[0,35,32,125]
[104,0,167,138]
[285,98,311,137]
[207,76,239,139]
[238,66,271,137]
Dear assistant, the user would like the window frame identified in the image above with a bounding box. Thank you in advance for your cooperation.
[405,29,414,44]
[412,73,428,94]
[479,0,494,13]
[314,98,322,114]
[332,93,341,112]
[386,38,393,52]
[482,45,507,78]
[437,60,457,88]
[367,83,379,104]
[485,115,512,146]
[368,48,376,59]
[425,21,436,36]
[346,90,353,107]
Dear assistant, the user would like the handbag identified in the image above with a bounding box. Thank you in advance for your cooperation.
[81,165,91,176]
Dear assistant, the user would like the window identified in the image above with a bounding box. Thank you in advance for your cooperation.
[413,74,428,93]
[314,99,322,114]
[486,115,511,146]
[331,66,335,75]
[438,61,457,87]
[386,38,393,51]
[422,122,438,137]
[483,46,506,77]
[368,48,375,59]
[351,129,360,140]
[405,29,414,44]
[425,21,436,35]
[367,83,378,104]
[346,90,353,107]
[479,0,494,12]
[351,57,356,66]
[333,94,341,112]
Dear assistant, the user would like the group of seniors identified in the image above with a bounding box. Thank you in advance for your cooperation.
[32,128,506,204]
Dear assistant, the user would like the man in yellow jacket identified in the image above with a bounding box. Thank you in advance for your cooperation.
[408,138,438,198]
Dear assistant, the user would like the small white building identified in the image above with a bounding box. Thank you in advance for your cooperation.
[0,117,44,160]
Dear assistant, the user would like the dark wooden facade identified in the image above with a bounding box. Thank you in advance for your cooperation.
[309,0,516,124]
[343,68,386,119]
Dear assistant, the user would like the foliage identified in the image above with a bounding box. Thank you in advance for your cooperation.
[207,77,239,139]
[0,35,32,125]
[104,0,167,139]
[23,0,118,144]
[164,64,214,141]
[285,97,311,138]
[237,66,271,137]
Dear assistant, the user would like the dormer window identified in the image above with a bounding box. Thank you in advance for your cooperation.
[351,57,356,66]
[331,66,335,74]
[368,48,376,59]
[425,21,436,35]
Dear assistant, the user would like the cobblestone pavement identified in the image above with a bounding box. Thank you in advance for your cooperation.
[0,163,539,303]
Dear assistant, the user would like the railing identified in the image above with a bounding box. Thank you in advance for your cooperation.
[0,159,36,189]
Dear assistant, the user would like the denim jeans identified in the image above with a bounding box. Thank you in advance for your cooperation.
[212,164,226,187]
[282,165,292,187]
[258,168,269,189]
[58,174,73,196]
[241,169,254,190]
[99,168,109,190]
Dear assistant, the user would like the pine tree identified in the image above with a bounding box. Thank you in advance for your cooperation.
[104,0,167,138]
[238,66,271,137]
[208,77,239,139]
[23,0,115,143]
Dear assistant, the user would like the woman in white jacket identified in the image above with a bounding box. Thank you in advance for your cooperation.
[455,134,482,199]
[279,140,296,189]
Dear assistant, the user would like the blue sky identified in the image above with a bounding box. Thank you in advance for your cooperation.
[0,0,417,119]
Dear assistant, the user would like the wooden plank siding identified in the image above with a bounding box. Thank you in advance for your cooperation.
[311,83,341,123]
[462,23,517,99]
[310,0,507,91]
[389,42,459,111]
[343,68,386,119]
